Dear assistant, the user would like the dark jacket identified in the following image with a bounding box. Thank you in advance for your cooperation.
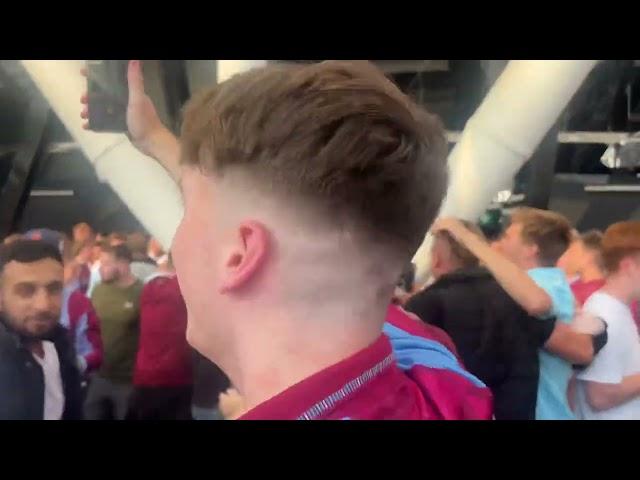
[406,267,556,420]
[0,320,83,420]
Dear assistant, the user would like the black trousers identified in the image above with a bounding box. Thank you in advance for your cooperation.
[126,385,193,421]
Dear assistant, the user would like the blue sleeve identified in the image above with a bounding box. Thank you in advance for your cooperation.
[528,269,575,323]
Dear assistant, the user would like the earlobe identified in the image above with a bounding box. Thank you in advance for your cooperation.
[219,221,270,294]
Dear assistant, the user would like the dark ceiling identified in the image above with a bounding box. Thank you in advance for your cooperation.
[1,60,639,237]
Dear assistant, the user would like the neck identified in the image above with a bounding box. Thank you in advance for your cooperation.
[227,303,385,413]
[517,257,540,271]
[601,274,635,305]
[580,264,605,283]
[116,272,136,288]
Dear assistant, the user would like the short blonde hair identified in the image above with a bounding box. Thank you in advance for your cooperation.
[435,220,485,269]
[126,232,149,256]
[509,207,572,267]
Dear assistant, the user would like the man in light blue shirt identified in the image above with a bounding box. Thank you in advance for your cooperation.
[434,212,606,420]
[494,208,576,420]
[527,267,575,419]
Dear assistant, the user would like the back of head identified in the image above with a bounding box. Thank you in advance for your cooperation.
[581,229,605,271]
[109,232,127,247]
[180,61,449,287]
[602,221,640,274]
[126,232,149,260]
[432,220,484,278]
[102,244,133,264]
[509,207,572,267]
[441,220,484,269]
[581,229,603,252]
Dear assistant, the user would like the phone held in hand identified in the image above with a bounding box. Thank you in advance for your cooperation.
[86,60,129,133]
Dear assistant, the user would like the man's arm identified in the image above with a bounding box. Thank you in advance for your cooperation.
[138,127,182,183]
[512,299,605,365]
[576,325,628,411]
[433,218,552,317]
[584,375,640,411]
[81,60,182,183]
[544,323,596,365]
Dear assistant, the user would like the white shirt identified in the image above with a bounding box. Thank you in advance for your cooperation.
[31,341,65,420]
[575,291,640,420]
[86,261,102,297]
[131,261,158,283]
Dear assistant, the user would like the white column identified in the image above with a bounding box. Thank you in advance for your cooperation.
[21,60,184,251]
[412,60,599,282]
[217,60,267,83]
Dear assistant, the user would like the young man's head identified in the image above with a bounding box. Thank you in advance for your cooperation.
[99,244,133,284]
[0,240,64,339]
[109,232,127,247]
[72,240,94,265]
[173,61,448,364]
[126,232,149,261]
[494,207,572,270]
[578,230,606,277]
[73,222,95,244]
[556,229,581,277]
[602,221,640,300]
[557,229,605,278]
[431,220,483,280]
[91,239,107,264]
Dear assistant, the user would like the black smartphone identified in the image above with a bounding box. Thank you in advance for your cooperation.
[87,60,129,133]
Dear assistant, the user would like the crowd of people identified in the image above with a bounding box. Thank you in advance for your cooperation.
[2,59,640,420]
[401,212,640,420]
[0,225,231,420]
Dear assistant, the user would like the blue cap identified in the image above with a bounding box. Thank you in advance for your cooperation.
[24,229,65,255]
